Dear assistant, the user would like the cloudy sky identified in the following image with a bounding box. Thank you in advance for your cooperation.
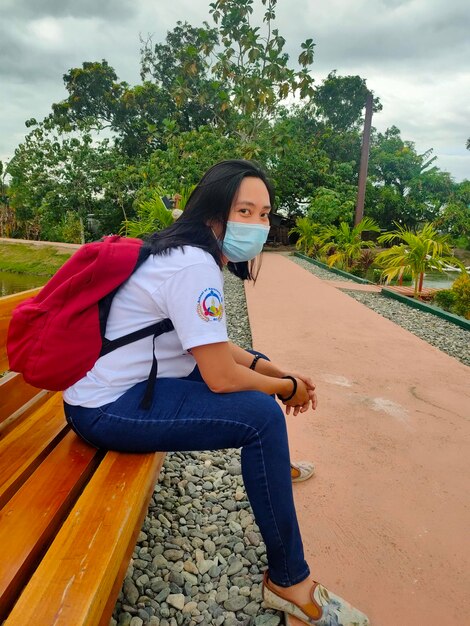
[1,0,469,181]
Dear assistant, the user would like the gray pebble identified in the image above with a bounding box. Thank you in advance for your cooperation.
[123,579,139,605]
[246,531,261,547]
[203,539,216,555]
[136,574,149,588]
[169,571,185,587]
[215,587,229,603]
[254,615,281,626]
[155,588,170,603]
[224,596,249,612]
[163,549,184,562]
[197,559,214,575]
[118,614,133,626]
[166,593,185,611]
[222,499,238,512]
[244,600,261,616]
[208,565,221,578]
[227,560,244,576]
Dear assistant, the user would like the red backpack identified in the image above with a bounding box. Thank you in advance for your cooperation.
[7,235,173,404]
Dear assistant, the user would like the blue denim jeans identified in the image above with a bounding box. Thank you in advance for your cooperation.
[63,352,310,587]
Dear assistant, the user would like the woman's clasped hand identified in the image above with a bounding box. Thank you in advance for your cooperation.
[282,373,317,416]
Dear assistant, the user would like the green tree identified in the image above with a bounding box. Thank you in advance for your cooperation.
[266,106,330,215]
[141,0,316,144]
[7,121,136,240]
[319,217,380,271]
[313,70,382,132]
[367,126,450,228]
[375,222,464,297]
[0,160,17,237]
[307,187,355,225]
[140,21,226,134]
[49,61,177,158]
[433,180,470,247]
[139,126,245,194]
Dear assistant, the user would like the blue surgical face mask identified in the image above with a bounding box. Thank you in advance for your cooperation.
[221,221,270,263]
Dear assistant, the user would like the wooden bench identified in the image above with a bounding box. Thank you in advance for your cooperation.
[0,288,166,625]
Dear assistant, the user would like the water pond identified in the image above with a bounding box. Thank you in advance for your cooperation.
[0,272,48,297]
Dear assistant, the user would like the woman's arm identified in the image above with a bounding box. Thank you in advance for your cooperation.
[227,342,317,416]
[190,342,305,402]
[228,342,287,378]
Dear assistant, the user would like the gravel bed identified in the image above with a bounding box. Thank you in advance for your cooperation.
[290,255,358,282]
[111,270,281,626]
[291,255,470,367]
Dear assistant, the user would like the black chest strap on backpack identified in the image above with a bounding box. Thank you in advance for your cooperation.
[100,318,175,410]
[139,319,175,410]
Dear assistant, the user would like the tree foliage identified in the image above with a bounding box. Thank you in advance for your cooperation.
[313,70,382,132]
[3,0,465,245]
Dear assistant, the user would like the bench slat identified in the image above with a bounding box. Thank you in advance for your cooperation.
[0,372,51,430]
[0,431,103,620]
[4,450,165,626]
[0,393,67,509]
[0,288,40,373]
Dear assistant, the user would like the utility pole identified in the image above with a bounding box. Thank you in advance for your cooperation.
[355,91,373,226]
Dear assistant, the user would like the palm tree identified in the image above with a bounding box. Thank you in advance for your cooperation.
[375,222,464,297]
[319,217,380,272]
[289,217,324,256]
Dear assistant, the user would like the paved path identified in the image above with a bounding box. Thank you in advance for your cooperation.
[322,280,381,292]
[245,253,470,626]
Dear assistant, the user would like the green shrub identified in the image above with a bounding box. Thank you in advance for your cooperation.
[433,273,470,319]
[451,272,470,319]
[451,235,470,251]
[433,289,457,311]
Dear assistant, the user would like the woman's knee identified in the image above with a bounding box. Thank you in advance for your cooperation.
[244,391,285,432]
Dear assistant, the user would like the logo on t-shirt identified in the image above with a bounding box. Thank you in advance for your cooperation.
[197,287,224,322]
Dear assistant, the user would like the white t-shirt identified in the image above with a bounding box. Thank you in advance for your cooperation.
[63,246,229,407]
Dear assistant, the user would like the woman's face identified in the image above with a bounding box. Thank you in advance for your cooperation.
[228,176,272,227]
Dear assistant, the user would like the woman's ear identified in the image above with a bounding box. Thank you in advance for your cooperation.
[208,220,223,239]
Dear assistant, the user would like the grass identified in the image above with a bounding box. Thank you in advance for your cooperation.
[0,243,73,277]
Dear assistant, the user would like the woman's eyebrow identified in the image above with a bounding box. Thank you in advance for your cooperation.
[236,201,271,210]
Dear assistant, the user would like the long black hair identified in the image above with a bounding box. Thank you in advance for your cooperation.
[144,159,275,280]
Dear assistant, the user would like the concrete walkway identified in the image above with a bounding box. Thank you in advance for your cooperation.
[322,280,382,292]
[245,253,470,626]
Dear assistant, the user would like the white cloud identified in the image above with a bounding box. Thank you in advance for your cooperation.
[27,17,64,48]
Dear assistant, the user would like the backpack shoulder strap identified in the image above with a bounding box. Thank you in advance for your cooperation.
[97,239,150,338]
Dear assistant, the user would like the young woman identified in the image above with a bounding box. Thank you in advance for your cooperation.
[63,160,369,626]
